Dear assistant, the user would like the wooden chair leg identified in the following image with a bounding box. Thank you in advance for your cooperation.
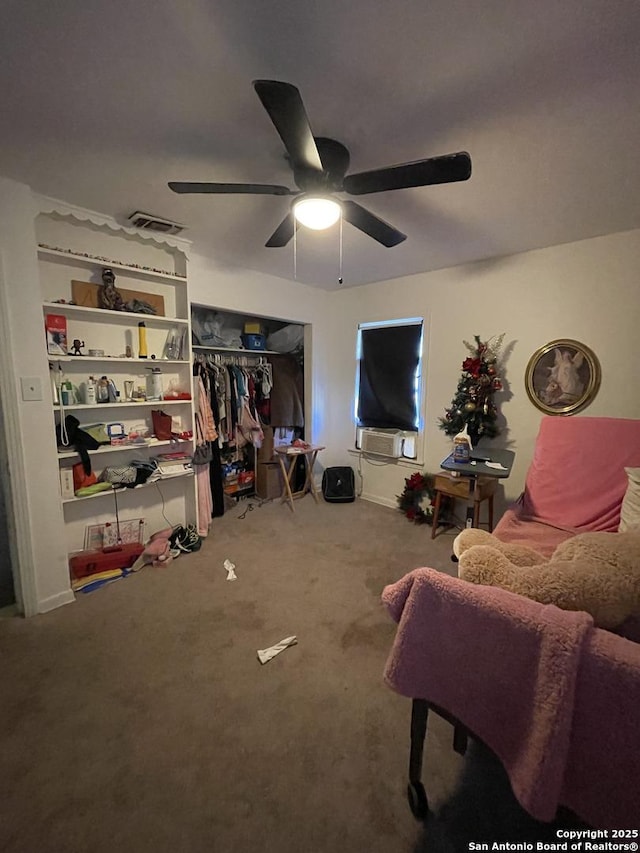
[488,495,494,532]
[407,699,430,819]
[409,699,429,785]
[453,724,468,755]
[278,456,296,512]
[473,499,480,528]
[431,491,442,539]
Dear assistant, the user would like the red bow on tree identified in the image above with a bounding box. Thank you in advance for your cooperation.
[462,357,482,378]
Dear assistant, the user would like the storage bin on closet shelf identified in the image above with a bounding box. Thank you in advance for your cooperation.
[265,324,304,353]
[240,333,266,350]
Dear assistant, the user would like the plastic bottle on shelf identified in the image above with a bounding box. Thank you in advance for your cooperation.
[145,366,163,401]
[163,327,181,360]
[107,378,119,402]
[85,376,97,405]
[97,376,110,403]
[60,377,75,406]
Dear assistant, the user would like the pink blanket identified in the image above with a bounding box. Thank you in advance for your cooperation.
[494,416,640,556]
[382,568,640,827]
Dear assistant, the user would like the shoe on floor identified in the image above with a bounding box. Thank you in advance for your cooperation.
[170,525,201,554]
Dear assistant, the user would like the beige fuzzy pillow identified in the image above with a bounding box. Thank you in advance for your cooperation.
[619,468,640,532]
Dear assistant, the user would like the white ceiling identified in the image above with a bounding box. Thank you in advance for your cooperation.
[2,0,640,290]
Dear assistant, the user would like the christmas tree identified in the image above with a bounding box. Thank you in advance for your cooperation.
[439,334,505,446]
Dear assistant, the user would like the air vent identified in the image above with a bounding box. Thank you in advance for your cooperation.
[128,211,185,235]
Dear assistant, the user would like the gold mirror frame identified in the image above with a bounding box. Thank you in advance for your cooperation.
[525,339,601,415]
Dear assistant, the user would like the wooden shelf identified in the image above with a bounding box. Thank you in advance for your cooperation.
[43,301,189,326]
[36,213,195,564]
[57,438,192,460]
[47,355,190,365]
[54,399,191,411]
[38,246,186,282]
[62,471,194,504]
[224,486,256,500]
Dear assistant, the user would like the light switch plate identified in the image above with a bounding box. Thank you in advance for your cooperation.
[21,376,43,401]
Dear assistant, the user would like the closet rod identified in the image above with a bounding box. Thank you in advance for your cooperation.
[192,345,278,355]
[194,352,271,368]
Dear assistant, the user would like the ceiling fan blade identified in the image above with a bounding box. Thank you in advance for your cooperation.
[341,201,406,247]
[343,152,472,195]
[253,80,324,174]
[168,181,293,195]
[265,213,298,248]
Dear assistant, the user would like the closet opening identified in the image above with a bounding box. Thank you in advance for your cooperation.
[190,304,308,523]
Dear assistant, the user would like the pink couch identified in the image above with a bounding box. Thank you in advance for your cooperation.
[494,416,640,556]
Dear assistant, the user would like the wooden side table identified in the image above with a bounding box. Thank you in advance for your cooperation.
[275,445,325,512]
[431,472,496,539]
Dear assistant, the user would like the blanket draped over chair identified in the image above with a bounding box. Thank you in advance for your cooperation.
[494,416,640,556]
[382,568,640,828]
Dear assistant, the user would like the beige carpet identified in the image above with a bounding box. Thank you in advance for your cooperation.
[1,497,465,853]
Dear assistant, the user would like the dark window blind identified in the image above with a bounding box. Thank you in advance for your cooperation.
[357,323,422,431]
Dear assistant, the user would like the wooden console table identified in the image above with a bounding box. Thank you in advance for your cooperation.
[275,445,325,512]
[440,448,515,532]
[431,472,496,539]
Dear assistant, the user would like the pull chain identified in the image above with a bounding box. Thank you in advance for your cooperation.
[338,214,343,286]
[293,223,297,280]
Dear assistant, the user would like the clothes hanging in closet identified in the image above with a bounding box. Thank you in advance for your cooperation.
[269,354,304,428]
[193,361,225,521]
[193,354,273,514]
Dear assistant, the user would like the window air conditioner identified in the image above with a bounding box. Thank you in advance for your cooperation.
[360,429,404,458]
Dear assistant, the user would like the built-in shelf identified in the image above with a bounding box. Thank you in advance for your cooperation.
[36,212,195,560]
[54,399,191,411]
[47,355,190,365]
[43,301,189,326]
[57,438,192,459]
[225,487,256,499]
[192,344,278,355]
[61,471,194,504]
[38,246,186,282]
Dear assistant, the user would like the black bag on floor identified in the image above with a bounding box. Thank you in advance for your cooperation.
[322,467,355,503]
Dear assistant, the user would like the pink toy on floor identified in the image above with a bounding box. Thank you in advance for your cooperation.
[130,528,175,571]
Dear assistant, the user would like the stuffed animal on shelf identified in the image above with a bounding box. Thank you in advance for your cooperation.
[98,267,125,311]
[453,527,640,629]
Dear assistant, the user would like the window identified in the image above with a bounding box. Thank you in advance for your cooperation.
[355,319,424,432]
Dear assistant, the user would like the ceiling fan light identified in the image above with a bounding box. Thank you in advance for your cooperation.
[293,196,341,230]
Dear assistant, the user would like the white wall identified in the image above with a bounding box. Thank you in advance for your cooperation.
[0,177,73,613]
[326,229,640,510]
[2,169,639,614]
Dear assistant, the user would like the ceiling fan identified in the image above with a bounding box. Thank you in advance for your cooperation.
[168,80,472,248]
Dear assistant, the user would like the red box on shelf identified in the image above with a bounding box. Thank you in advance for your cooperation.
[45,313,68,355]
